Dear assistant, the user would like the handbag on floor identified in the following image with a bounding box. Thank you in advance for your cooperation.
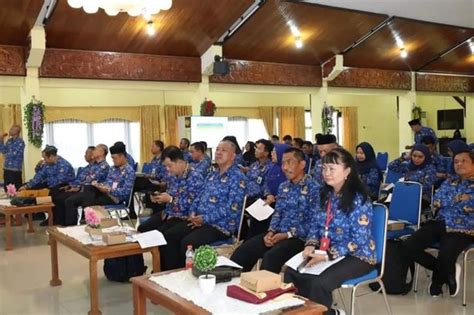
[369,239,414,295]
[103,254,147,282]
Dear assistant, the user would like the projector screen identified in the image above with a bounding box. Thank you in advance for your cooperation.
[190,116,228,149]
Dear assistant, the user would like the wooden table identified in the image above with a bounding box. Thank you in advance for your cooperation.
[131,270,327,315]
[0,202,54,250]
[47,227,161,315]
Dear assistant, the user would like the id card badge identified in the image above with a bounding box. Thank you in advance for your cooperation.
[320,236,331,251]
[112,182,118,190]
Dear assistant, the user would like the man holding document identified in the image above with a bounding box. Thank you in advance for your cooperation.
[284,148,376,315]
[231,148,319,273]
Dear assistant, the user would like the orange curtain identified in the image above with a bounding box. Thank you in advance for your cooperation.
[139,105,162,164]
[277,106,305,138]
[164,105,192,146]
[0,104,22,181]
[341,107,358,153]
[259,106,277,136]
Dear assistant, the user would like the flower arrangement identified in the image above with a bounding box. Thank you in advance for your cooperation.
[24,96,45,148]
[6,184,16,198]
[321,101,335,134]
[194,245,218,278]
[84,207,101,228]
[200,98,216,116]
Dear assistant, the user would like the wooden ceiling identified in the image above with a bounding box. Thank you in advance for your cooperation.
[1,0,473,75]
[44,0,253,56]
[223,1,388,65]
[0,0,43,46]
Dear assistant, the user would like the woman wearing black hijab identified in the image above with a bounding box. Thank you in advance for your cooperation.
[355,142,383,200]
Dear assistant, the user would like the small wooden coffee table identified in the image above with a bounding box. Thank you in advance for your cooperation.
[47,227,161,315]
[0,202,54,250]
[131,270,327,315]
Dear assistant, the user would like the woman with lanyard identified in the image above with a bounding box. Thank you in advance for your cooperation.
[387,144,437,208]
[284,147,376,315]
[355,142,383,201]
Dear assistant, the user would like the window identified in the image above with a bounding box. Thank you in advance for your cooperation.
[227,117,269,150]
[43,119,140,169]
[304,110,312,141]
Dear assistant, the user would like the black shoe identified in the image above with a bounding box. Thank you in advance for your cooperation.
[448,263,461,297]
[39,219,49,226]
[429,282,443,297]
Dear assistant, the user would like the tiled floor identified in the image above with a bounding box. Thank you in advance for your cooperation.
[0,222,473,314]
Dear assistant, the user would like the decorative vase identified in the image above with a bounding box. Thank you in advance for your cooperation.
[198,274,216,294]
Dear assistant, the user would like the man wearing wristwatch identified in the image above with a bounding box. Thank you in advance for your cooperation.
[230,147,319,273]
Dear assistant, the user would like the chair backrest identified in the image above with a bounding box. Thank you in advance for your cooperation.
[385,169,403,184]
[235,195,248,242]
[376,152,389,171]
[141,162,151,174]
[388,181,422,226]
[133,162,139,172]
[372,203,388,275]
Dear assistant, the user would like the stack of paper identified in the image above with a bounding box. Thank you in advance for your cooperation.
[245,199,274,221]
[285,251,344,275]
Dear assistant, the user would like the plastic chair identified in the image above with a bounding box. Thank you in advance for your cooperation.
[104,189,134,227]
[141,162,152,174]
[337,203,391,315]
[413,243,474,306]
[387,181,422,239]
[376,152,389,172]
[211,196,247,257]
[384,169,403,184]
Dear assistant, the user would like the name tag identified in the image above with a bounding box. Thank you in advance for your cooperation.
[112,182,118,190]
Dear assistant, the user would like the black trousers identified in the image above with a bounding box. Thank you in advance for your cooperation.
[401,220,474,286]
[3,169,23,190]
[284,256,374,315]
[137,213,179,233]
[51,190,77,225]
[231,233,304,273]
[63,185,115,226]
[160,221,228,271]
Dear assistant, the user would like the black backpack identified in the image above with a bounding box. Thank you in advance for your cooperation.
[369,239,415,295]
[103,254,147,282]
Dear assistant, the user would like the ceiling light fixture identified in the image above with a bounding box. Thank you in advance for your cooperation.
[287,21,303,49]
[67,0,172,17]
[295,36,303,49]
[469,40,474,54]
[146,21,155,36]
[400,47,408,58]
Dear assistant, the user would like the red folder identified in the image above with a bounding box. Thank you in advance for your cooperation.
[226,284,297,304]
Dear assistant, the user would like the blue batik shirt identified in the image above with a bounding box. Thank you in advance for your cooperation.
[311,159,324,184]
[246,159,273,198]
[70,160,110,186]
[191,164,248,236]
[306,192,377,265]
[165,166,204,219]
[268,175,319,240]
[434,175,473,236]
[431,153,447,174]
[26,156,75,188]
[388,159,438,201]
[360,167,382,200]
[146,155,167,180]
[126,153,136,169]
[0,137,25,171]
[189,156,211,177]
[182,151,192,163]
[415,126,438,145]
[103,163,135,204]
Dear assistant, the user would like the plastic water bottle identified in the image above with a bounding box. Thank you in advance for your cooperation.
[185,245,194,269]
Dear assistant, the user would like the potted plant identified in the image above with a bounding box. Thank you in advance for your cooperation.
[321,101,335,134]
[200,98,216,116]
[194,245,218,293]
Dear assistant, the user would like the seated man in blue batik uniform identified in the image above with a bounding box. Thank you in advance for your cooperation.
[160,140,247,271]
[241,139,274,238]
[52,144,110,225]
[138,146,204,252]
[189,142,211,177]
[19,145,75,192]
[422,135,447,186]
[231,148,319,273]
[114,141,136,169]
[62,142,135,226]
[179,138,192,162]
